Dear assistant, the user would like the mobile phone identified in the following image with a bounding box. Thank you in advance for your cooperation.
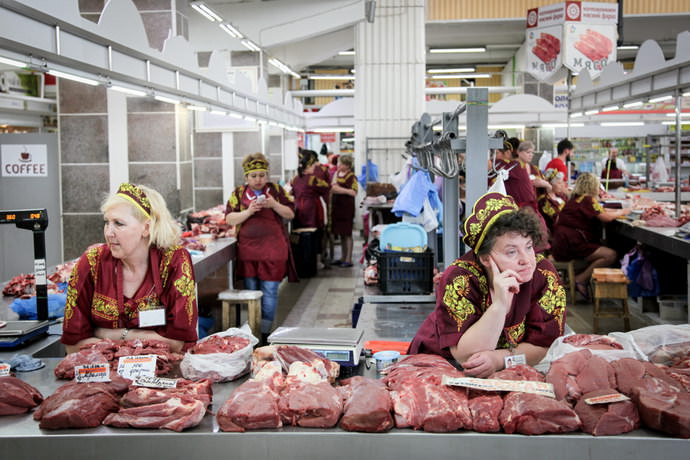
[256,194,266,204]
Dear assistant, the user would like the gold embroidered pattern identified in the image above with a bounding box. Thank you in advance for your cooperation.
[228,191,239,211]
[308,175,329,188]
[538,267,567,332]
[63,263,79,324]
[444,260,490,330]
[92,292,119,321]
[159,246,180,287]
[86,245,101,282]
[463,194,518,252]
[173,257,195,325]
[127,294,161,320]
[502,321,526,347]
[592,199,604,213]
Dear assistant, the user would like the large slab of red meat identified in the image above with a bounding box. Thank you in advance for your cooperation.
[611,358,681,395]
[499,392,582,435]
[546,350,617,402]
[0,376,43,415]
[33,380,124,429]
[278,381,343,428]
[339,377,393,432]
[385,353,456,372]
[275,345,340,383]
[632,385,690,438]
[54,349,112,379]
[563,334,623,350]
[217,380,282,432]
[574,389,639,436]
[190,335,250,354]
[469,395,503,432]
[120,379,213,408]
[104,396,206,432]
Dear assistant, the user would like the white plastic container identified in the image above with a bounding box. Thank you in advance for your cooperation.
[658,295,688,322]
[373,350,400,372]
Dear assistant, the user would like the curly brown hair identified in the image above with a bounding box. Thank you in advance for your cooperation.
[476,208,543,255]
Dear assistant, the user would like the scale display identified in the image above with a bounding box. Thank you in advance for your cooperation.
[0,209,46,225]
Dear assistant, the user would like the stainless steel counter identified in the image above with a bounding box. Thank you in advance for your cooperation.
[0,358,687,460]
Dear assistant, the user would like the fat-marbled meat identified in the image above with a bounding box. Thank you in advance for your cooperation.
[120,379,213,408]
[0,376,43,415]
[499,392,582,435]
[104,396,206,432]
[190,335,250,354]
[574,389,640,436]
[563,334,623,350]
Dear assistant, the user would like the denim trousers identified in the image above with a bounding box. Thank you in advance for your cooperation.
[243,277,280,334]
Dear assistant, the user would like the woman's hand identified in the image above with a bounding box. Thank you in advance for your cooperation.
[263,193,278,210]
[247,198,263,215]
[489,257,519,310]
[461,350,504,378]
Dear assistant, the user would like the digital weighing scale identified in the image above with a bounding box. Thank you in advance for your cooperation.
[267,327,365,368]
[0,208,50,348]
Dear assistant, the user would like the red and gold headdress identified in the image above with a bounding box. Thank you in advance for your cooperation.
[243,158,269,175]
[544,168,564,183]
[462,192,518,252]
[116,183,151,217]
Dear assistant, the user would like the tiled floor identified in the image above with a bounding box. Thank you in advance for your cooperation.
[272,236,659,336]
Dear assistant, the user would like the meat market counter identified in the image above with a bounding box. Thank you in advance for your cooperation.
[0,358,688,460]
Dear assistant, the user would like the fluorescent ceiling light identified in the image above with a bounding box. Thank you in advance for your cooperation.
[309,75,355,80]
[256,119,267,125]
[623,101,643,108]
[601,105,619,112]
[427,68,475,74]
[429,47,486,54]
[241,40,261,52]
[542,123,585,128]
[649,95,672,103]
[110,85,147,96]
[0,56,27,68]
[683,91,690,97]
[310,128,354,133]
[243,116,256,122]
[48,69,99,86]
[488,124,525,130]
[429,73,490,79]
[154,95,180,104]
[210,110,226,115]
[584,109,599,115]
[228,112,243,119]
[342,138,355,142]
[190,2,222,22]
[219,23,243,39]
[617,45,639,50]
[350,68,355,74]
[570,112,583,118]
[600,122,644,127]
[268,121,278,126]
[268,58,300,79]
[339,50,355,56]
[665,112,690,117]
[187,105,207,111]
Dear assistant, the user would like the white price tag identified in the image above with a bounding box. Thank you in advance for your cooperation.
[443,375,555,398]
[133,376,178,389]
[117,355,157,380]
[0,363,10,376]
[139,308,166,327]
[504,353,527,369]
[75,363,111,383]
[34,258,47,285]
[584,392,630,405]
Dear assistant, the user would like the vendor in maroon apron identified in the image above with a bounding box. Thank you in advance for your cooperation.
[225,153,297,338]
[408,192,566,377]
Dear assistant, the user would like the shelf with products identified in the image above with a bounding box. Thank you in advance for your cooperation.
[569,137,650,178]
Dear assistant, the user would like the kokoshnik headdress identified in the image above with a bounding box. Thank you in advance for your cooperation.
[116,182,151,217]
[243,158,269,175]
[462,192,519,253]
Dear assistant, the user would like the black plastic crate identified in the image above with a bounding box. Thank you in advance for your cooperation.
[376,249,434,295]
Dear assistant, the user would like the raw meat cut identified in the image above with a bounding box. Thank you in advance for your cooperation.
[574,389,639,436]
[632,386,690,438]
[386,353,455,372]
[104,396,206,432]
[54,349,111,380]
[34,381,123,429]
[469,395,503,432]
[278,381,342,428]
[190,335,250,354]
[648,341,690,365]
[275,345,339,382]
[611,358,682,395]
[0,376,43,415]
[563,334,623,350]
[217,380,282,432]
[253,360,285,391]
[339,377,393,432]
[492,364,545,382]
[499,392,581,435]
[120,379,213,408]
[546,350,615,402]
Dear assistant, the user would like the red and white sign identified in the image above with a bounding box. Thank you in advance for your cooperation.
[563,22,617,77]
[1,144,48,177]
[526,25,564,81]
[320,132,336,143]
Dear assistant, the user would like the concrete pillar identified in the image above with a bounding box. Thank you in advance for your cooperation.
[353,0,426,182]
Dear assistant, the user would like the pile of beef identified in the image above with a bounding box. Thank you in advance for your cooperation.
[2,262,76,297]
[190,335,250,355]
[187,205,234,239]
[54,339,183,379]
[0,376,43,415]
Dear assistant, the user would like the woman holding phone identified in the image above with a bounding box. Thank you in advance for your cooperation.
[408,192,566,377]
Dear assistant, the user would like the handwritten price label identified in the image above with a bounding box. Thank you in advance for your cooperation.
[75,363,110,383]
[442,376,556,399]
[117,355,157,380]
[584,392,630,405]
[0,363,10,376]
[133,376,178,389]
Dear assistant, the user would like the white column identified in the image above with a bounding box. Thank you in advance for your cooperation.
[354,0,426,182]
[221,132,235,201]
[106,89,128,191]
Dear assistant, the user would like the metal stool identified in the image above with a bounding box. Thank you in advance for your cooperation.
[218,289,263,338]
[591,270,631,333]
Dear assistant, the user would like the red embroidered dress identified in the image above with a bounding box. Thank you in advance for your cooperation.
[290,173,330,229]
[61,244,198,346]
[330,171,358,236]
[408,253,566,359]
[551,194,605,261]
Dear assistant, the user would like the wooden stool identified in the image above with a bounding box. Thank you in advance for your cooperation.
[551,259,588,305]
[218,289,263,338]
[591,272,631,333]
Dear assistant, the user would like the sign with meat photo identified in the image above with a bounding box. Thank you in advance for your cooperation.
[564,22,617,77]
[526,25,563,81]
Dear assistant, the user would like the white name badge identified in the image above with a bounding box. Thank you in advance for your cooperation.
[139,308,166,327]
[504,353,527,369]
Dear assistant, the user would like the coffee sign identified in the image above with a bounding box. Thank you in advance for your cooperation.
[1,144,48,177]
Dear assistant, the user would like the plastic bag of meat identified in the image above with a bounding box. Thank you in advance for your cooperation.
[542,333,639,366]
[180,324,258,383]
[0,376,43,415]
[609,324,690,363]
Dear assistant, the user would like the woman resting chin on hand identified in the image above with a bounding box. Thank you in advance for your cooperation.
[408,193,567,378]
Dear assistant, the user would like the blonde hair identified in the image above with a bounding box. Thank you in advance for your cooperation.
[101,184,180,249]
[573,172,600,197]
[339,154,354,170]
[517,140,535,152]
